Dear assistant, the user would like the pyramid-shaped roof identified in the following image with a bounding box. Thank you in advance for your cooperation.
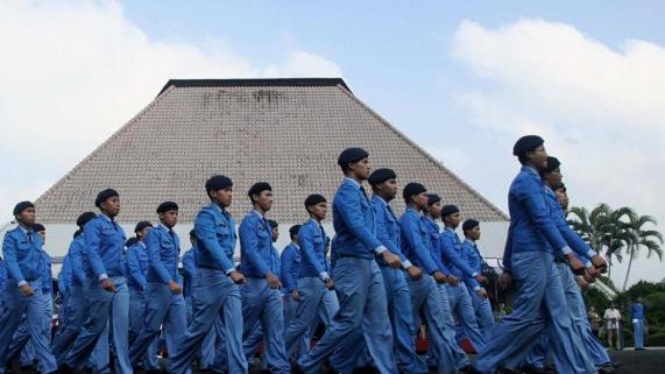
[34,78,507,224]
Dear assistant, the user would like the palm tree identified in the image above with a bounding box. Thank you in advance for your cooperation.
[621,212,663,291]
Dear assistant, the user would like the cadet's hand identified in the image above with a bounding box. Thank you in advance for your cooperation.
[291,290,299,299]
[325,279,335,290]
[581,269,595,283]
[577,276,589,290]
[474,274,488,284]
[433,271,447,284]
[381,251,403,269]
[265,272,282,289]
[476,288,488,299]
[230,270,246,284]
[20,284,34,297]
[447,275,460,286]
[407,266,423,281]
[168,280,183,295]
[566,254,585,275]
[101,279,116,293]
[499,272,512,289]
[591,255,608,274]
[585,265,598,280]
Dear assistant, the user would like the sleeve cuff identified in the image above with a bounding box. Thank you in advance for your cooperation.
[560,246,573,255]
[471,271,478,277]
[402,260,413,269]
[98,274,108,281]
[473,285,481,291]
[587,249,597,258]
[319,272,330,281]
[584,260,592,268]
[17,280,27,287]
[225,267,236,275]
[374,245,387,255]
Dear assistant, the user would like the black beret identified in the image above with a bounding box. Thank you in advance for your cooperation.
[368,168,397,186]
[13,201,34,216]
[189,229,196,238]
[76,212,97,227]
[205,175,233,194]
[541,156,561,174]
[248,182,272,198]
[462,219,480,232]
[289,224,302,238]
[402,182,427,201]
[32,223,45,232]
[134,221,153,233]
[513,135,544,156]
[304,194,327,207]
[442,205,460,217]
[95,189,119,208]
[126,237,139,248]
[156,201,179,213]
[337,147,369,166]
[267,219,278,229]
[427,194,441,206]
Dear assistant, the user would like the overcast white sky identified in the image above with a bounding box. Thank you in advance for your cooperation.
[0,0,663,287]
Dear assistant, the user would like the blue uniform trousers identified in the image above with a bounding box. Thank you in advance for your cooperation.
[166,268,247,374]
[469,288,495,339]
[296,257,397,374]
[633,319,644,349]
[9,294,52,367]
[128,288,158,370]
[0,280,57,374]
[239,278,290,374]
[445,283,486,352]
[284,277,339,358]
[475,252,590,374]
[185,296,216,369]
[64,277,131,374]
[52,284,88,363]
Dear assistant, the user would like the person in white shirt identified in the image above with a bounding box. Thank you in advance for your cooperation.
[604,303,622,349]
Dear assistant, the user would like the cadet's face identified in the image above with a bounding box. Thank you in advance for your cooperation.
[256,190,274,211]
[17,207,36,226]
[446,212,461,228]
[468,226,481,240]
[555,189,569,210]
[309,202,328,221]
[544,168,563,185]
[428,201,443,218]
[528,146,548,169]
[350,158,371,180]
[380,179,398,199]
[413,192,429,210]
[212,187,233,208]
[272,227,279,242]
[160,210,178,228]
[102,197,121,217]
[138,226,152,239]
[37,230,46,244]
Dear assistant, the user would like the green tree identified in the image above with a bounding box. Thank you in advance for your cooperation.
[622,212,663,291]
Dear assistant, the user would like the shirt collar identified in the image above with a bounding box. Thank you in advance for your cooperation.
[252,210,264,219]
[521,165,540,178]
[406,206,420,215]
[17,225,31,234]
[344,177,361,189]
[160,223,171,232]
[99,213,113,223]
[372,194,388,206]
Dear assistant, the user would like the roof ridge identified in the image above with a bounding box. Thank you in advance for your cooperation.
[157,77,350,97]
[336,86,509,220]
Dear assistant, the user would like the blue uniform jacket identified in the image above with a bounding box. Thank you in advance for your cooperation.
[372,195,410,267]
[2,226,44,284]
[280,243,301,292]
[462,239,485,290]
[83,215,127,278]
[195,204,237,273]
[239,210,278,278]
[181,246,198,297]
[58,255,72,297]
[400,208,439,275]
[68,235,88,286]
[0,260,7,292]
[630,303,644,320]
[422,217,452,275]
[545,187,596,263]
[331,178,385,260]
[145,225,181,284]
[126,242,149,290]
[502,167,571,270]
[440,228,480,289]
[298,218,330,278]
[41,250,53,296]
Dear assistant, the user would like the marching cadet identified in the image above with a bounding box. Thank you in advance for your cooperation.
[295,148,400,374]
[281,224,302,337]
[399,184,476,374]
[63,189,131,374]
[284,195,339,358]
[52,212,97,362]
[0,201,57,374]
[166,175,248,374]
[367,170,428,374]
[130,202,188,370]
[439,205,487,351]
[237,182,290,374]
[460,219,495,338]
[125,221,159,371]
[475,136,589,374]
